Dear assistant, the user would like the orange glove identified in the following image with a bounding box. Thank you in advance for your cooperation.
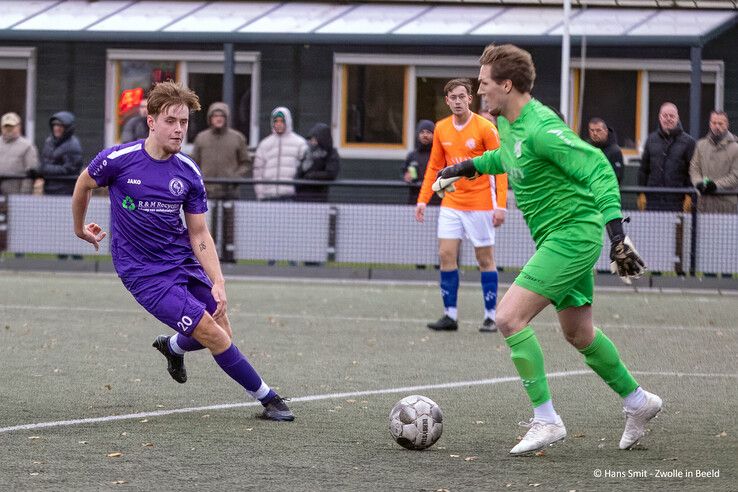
[683,194,693,213]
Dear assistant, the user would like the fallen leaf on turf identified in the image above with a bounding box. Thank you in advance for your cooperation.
[464,456,477,461]
[202,414,210,419]
[529,484,541,487]
[120,432,127,437]
[78,441,88,444]
[599,438,606,441]
[105,384,112,390]
[30,473,39,476]
[142,443,154,447]
[475,421,485,425]
[139,419,148,423]
[573,433,585,438]
[716,431,727,437]
[449,454,460,458]
[662,457,678,461]
[436,489,450,492]
[156,405,164,408]
[112,480,128,485]
[346,399,356,403]
[535,451,546,457]
[107,452,123,458]
[246,428,253,431]
[28,436,41,440]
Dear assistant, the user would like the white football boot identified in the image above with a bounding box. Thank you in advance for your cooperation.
[509,416,567,455]
[619,390,662,449]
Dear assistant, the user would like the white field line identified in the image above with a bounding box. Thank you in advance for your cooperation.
[0,370,736,435]
[0,304,732,332]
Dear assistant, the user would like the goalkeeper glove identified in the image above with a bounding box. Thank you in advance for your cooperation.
[431,175,461,198]
[437,159,477,180]
[606,218,646,285]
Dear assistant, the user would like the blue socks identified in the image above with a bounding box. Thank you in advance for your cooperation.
[213,344,276,403]
[440,269,460,320]
[481,270,498,320]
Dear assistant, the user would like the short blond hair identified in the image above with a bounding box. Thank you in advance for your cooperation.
[146,81,201,117]
[479,44,536,94]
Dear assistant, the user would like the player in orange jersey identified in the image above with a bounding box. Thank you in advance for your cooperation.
[416,78,508,333]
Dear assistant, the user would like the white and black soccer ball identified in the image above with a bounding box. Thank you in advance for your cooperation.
[388,395,443,450]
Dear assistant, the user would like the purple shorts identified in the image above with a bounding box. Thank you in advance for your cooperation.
[122,263,216,336]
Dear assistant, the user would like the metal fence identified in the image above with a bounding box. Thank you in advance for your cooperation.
[1,175,737,276]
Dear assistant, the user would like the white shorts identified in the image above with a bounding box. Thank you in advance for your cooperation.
[437,207,495,247]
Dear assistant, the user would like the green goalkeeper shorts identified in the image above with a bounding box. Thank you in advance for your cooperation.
[515,237,603,311]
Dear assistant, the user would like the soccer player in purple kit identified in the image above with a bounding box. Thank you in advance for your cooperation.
[71,81,294,421]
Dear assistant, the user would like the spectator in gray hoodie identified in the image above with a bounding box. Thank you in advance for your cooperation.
[253,107,309,201]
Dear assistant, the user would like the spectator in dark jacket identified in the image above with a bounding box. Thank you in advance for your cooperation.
[38,111,83,195]
[638,102,696,211]
[403,119,435,204]
[120,98,149,143]
[296,123,340,202]
[587,117,624,184]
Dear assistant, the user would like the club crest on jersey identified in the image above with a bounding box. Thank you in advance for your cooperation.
[466,138,476,150]
[168,178,185,196]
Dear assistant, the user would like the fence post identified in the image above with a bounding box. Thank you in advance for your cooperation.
[690,191,698,276]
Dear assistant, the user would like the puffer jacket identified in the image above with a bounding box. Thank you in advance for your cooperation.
[253,107,309,200]
[39,111,83,195]
[588,126,624,184]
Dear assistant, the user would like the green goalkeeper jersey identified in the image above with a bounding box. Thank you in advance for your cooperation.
[473,98,622,247]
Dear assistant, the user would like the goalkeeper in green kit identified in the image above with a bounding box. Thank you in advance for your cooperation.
[435,44,661,455]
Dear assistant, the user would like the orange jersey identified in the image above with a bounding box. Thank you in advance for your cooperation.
[418,113,507,211]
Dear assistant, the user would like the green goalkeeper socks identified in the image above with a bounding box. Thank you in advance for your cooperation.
[505,326,551,407]
[579,328,639,397]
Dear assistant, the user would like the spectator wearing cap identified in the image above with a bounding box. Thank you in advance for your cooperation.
[192,101,251,200]
[253,106,309,201]
[0,112,39,195]
[38,111,83,195]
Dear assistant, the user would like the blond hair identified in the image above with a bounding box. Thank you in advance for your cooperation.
[146,81,201,117]
[479,44,536,94]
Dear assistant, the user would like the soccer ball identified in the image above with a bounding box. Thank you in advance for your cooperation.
[388,395,443,450]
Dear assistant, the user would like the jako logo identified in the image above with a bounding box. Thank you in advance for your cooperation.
[127,178,142,185]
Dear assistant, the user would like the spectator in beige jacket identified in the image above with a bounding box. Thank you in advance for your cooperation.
[191,102,251,200]
[253,106,309,201]
[0,112,39,195]
[689,111,738,213]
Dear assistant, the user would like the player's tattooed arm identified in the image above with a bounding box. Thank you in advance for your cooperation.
[198,241,206,252]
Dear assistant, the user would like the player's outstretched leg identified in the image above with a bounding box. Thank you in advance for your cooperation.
[506,326,566,455]
[428,269,459,331]
[152,334,201,383]
[578,328,661,449]
[479,270,498,333]
[213,343,294,421]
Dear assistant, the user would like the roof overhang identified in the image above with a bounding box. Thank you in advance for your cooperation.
[0,1,735,47]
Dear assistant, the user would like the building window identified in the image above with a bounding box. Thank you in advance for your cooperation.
[0,47,36,142]
[571,58,723,152]
[106,50,261,148]
[343,65,406,147]
[334,54,479,159]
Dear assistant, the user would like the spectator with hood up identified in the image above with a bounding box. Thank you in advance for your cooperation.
[403,119,435,204]
[253,106,309,201]
[38,111,83,195]
[192,101,251,200]
[296,122,340,202]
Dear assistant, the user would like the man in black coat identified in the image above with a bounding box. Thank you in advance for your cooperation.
[638,102,696,212]
[587,117,624,184]
[38,111,83,195]
[296,123,340,202]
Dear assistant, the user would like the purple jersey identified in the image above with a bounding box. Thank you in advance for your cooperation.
[87,140,207,278]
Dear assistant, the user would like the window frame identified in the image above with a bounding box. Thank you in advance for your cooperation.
[333,53,478,160]
[570,57,724,154]
[105,49,261,148]
[0,47,37,143]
